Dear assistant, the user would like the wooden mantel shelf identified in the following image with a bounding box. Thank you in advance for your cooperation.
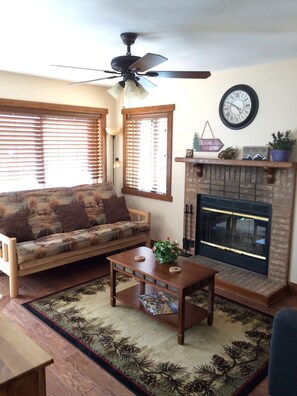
[175,157,297,184]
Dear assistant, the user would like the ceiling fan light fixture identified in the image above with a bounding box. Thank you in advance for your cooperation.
[137,83,149,100]
[124,80,148,100]
[107,82,124,99]
[124,79,138,99]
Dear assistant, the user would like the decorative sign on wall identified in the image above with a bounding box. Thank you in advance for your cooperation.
[193,121,224,152]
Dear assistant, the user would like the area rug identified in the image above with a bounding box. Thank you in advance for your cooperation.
[23,275,273,396]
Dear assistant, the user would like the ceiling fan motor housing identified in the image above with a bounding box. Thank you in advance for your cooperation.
[111,55,141,72]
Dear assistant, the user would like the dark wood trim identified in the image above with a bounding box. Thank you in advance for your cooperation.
[175,157,297,184]
[0,98,108,115]
[122,187,173,202]
[121,104,175,115]
[288,282,297,295]
[175,157,297,168]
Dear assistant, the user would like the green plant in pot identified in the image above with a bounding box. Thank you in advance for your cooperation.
[153,238,181,264]
[268,130,296,162]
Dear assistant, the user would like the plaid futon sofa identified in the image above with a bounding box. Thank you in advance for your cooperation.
[0,182,151,297]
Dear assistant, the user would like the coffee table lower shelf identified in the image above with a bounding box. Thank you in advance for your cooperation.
[116,283,208,331]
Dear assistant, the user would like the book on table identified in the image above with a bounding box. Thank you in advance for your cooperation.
[138,291,178,315]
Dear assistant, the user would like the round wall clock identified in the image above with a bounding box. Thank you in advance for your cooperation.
[219,84,259,130]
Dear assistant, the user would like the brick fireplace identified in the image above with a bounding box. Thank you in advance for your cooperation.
[176,158,297,306]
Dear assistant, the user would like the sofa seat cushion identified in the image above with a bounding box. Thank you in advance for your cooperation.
[0,183,118,241]
[17,220,150,268]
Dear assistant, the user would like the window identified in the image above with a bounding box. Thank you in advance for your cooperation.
[122,104,175,201]
[0,99,107,192]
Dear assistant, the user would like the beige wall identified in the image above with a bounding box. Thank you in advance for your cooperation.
[1,60,297,282]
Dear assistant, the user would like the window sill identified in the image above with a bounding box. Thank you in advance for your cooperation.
[122,188,173,202]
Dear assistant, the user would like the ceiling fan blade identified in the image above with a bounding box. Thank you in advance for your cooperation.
[51,64,118,74]
[129,53,167,72]
[69,75,121,85]
[138,76,157,90]
[145,70,211,79]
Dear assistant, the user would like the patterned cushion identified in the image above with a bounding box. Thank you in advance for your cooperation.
[0,210,34,242]
[55,202,92,232]
[17,220,151,267]
[0,183,126,245]
[72,182,117,226]
[0,191,27,217]
[102,196,130,223]
[24,187,75,238]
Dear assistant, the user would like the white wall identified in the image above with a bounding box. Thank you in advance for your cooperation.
[1,60,297,282]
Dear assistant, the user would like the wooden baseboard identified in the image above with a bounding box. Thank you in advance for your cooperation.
[288,281,297,295]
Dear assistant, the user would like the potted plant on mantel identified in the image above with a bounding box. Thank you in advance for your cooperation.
[268,130,296,162]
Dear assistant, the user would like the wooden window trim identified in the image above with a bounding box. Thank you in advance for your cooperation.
[122,104,175,202]
[0,98,108,117]
[0,98,108,188]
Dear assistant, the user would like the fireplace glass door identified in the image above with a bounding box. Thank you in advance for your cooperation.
[196,195,272,275]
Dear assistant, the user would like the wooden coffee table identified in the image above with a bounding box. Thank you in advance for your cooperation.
[107,246,218,345]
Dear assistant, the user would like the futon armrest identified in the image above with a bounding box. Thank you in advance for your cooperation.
[0,233,17,276]
[128,208,151,223]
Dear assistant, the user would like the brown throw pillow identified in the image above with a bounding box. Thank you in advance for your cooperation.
[55,202,92,232]
[102,196,130,224]
[0,210,34,242]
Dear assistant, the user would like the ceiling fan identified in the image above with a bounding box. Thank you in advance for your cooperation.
[53,32,211,99]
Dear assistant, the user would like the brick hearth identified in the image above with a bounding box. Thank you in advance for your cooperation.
[178,159,297,305]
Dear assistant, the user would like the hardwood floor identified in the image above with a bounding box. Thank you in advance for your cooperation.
[1,255,297,396]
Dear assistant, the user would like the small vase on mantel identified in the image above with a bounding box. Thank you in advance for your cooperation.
[268,130,296,162]
[270,149,290,162]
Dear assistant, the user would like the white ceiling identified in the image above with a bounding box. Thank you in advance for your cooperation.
[1,0,297,87]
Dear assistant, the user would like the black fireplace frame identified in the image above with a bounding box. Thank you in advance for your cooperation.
[195,195,272,275]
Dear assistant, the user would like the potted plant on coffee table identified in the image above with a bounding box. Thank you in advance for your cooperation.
[268,130,296,162]
[153,238,181,264]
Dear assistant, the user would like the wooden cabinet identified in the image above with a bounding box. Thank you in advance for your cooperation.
[0,314,53,396]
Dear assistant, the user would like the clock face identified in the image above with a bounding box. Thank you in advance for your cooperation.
[219,85,259,129]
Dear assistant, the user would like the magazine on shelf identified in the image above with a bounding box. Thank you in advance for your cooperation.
[138,291,178,315]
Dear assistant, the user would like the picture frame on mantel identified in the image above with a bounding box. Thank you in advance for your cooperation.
[242,146,269,160]
[186,149,193,158]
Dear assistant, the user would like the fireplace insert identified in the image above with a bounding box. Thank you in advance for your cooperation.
[196,195,272,275]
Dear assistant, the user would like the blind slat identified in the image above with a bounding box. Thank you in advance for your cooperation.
[0,105,105,192]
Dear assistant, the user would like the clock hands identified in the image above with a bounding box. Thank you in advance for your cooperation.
[231,102,243,113]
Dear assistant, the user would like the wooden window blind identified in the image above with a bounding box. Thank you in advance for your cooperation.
[122,104,175,201]
[0,99,107,192]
